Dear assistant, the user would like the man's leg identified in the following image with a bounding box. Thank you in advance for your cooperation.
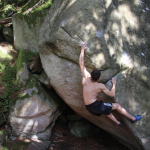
[112,103,136,121]
[106,113,120,125]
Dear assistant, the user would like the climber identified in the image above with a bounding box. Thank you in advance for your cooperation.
[79,44,141,127]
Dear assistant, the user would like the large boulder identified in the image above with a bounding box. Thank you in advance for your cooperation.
[39,0,150,150]
[12,0,53,52]
[9,76,65,141]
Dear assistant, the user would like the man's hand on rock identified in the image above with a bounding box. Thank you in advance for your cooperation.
[111,78,116,85]
[81,44,87,51]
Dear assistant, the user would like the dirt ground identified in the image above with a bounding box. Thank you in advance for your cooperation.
[49,119,130,150]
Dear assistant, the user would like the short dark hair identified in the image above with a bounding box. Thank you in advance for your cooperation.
[91,69,101,81]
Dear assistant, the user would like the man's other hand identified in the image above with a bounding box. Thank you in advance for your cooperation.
[81,44,87,50]
[111,78,116,85]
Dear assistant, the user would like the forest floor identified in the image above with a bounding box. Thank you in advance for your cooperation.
[0,42,130,150]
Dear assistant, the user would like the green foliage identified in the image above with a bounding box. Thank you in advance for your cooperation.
[1,4,17,17]
[1,64,19,112]
[18,0,52,14]
[0,0,3,7]
[17,0,53,29]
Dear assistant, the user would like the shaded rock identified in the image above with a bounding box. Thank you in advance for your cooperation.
[38,71,52,89]
[2,26,13,43]
[39,0,149,149]
[67,114,82,121]
[9,76,65,141]
[68,119,100,137]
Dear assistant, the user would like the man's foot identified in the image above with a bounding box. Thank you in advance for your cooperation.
[119,121,123,127]
[131,115,141,123]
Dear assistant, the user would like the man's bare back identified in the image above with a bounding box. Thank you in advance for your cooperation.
[82,77,105,105]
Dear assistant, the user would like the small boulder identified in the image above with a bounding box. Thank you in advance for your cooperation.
[68,119,100,137]
[2,26,13,43]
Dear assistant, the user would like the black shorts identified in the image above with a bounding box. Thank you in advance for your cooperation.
[85,100,112,116]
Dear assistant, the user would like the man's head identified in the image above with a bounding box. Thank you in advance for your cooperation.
[91,69,101,81]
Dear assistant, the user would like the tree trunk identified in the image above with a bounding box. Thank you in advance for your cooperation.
[0,17,12,24]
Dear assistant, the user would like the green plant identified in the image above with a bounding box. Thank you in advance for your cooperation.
[1,64,19,112]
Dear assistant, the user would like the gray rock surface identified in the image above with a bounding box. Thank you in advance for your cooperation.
[39,0,150,149]
[38,71,51,89]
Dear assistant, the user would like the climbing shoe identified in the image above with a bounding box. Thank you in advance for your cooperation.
[119,121,123,127]
[131,115,141,123]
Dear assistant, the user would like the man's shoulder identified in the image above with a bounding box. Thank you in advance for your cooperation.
[96,82,105,89]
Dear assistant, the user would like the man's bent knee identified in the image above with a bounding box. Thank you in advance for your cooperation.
[112,103,121,110]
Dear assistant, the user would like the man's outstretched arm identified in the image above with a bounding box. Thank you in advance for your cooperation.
[100,78,116,97]
[79,44,90,78]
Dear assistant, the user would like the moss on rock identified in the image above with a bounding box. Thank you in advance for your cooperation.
[15,49,38,81]
[16,0,53,28]
[2,4,17,17]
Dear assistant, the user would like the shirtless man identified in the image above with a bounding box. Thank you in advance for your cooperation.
[79,44,141,127]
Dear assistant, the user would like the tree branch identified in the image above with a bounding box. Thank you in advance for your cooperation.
[0,17,12,24]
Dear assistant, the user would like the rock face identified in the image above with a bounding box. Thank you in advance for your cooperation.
[12,0,53,52]
[39,0,150,150]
